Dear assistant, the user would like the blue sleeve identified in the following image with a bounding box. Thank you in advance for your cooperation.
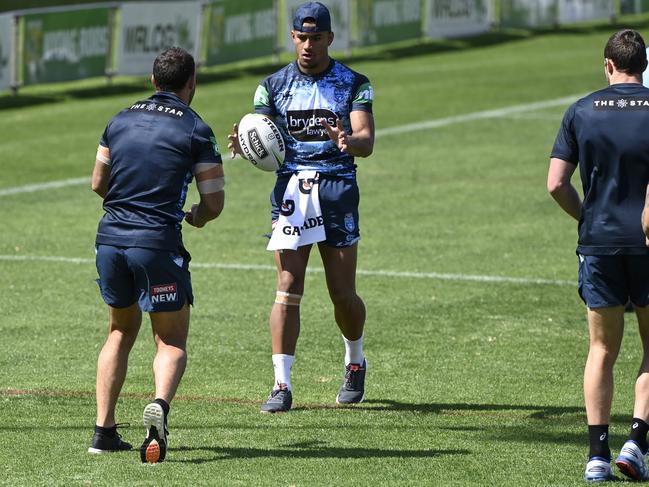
[192,120,222,165]
[99,124,109,148]
[253,78,275,117]
[550,103,578,164]
[351,74,373,113]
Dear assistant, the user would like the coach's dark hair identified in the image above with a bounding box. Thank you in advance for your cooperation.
[604,29,648,76]
[153,47,195,92]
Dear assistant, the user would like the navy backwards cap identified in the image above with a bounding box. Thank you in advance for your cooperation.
[293,2,331,32]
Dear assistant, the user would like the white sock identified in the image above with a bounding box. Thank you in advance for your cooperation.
[342,334,364,366]
[272,354,294,391]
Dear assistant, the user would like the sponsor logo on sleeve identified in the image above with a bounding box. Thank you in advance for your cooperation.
[210,136,220,156]
[150,283,178,303]
[353,82,374,104]
[254,85,270,107]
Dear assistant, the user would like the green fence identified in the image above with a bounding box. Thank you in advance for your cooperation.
[21,7,111,85]
[204,0,276,65]
[2,0,646,93]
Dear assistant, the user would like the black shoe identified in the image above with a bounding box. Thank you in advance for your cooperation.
[336,359,366,404]
[140,403,168,463]
[88,424,132,454]
[260,384,292,413]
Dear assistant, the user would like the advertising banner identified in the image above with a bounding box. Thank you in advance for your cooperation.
[499,0,557,27]
[356,0,422,46]
[118,2,202,76]
[0,14,13,91]
[619,0,649,14]
[22,8,110,85]
[284,0,350,52]
[557,0,613,22]
[205,0,275,65]
[426,0,491,38]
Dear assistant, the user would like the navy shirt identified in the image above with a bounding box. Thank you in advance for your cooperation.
[96,92,221,251]
[552,83,649,255]
[253,59,373,178]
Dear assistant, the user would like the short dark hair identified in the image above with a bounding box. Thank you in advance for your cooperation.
[152,47,195,92]
[604,29,647,76]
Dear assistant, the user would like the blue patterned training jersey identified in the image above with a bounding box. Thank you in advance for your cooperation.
[253,59,373,178]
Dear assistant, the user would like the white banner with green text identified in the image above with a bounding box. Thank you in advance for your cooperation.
[117,1,202,76]
[426,0,491,38]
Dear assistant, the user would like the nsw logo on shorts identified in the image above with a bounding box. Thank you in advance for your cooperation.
[344,213,355,232]
[151,283,178,304]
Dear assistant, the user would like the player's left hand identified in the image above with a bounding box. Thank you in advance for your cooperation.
[184,203,204,228]
[321,118,348,152]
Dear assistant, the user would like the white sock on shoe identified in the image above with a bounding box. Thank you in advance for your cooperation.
[272,354,294,391]
[342,335,364,366]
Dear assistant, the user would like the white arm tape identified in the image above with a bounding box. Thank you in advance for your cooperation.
[96,151,111,165]
[197,177,225,194]
[194,162,220,174]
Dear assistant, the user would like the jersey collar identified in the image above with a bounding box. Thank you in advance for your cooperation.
[151,91,188,107]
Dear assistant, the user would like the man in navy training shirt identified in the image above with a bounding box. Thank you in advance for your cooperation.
[228,2,375,413]
[549,29,649,482]
[88,47,225,463]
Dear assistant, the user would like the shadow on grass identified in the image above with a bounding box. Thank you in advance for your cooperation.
[0,94,60,109]
[166,444,469,464]
[320,399,585,416]
[441,424,629,447]
[332,399,631,424]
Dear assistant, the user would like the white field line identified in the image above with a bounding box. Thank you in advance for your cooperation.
[0,254,574,286]
[0,94,578,199]
[375,94,578,137]
[0,177,90,197]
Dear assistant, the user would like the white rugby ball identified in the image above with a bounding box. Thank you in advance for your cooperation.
[237,113,285,171]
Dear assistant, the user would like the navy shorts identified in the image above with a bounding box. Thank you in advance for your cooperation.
[96,245,193,312]
[271,174,360,248]
[578,254,649,308]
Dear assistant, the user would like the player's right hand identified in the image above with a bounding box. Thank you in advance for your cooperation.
[227,123,242,159]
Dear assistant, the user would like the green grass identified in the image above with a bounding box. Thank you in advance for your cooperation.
[3,19,649,486]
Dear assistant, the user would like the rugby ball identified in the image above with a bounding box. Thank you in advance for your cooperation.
[237,113,285,171]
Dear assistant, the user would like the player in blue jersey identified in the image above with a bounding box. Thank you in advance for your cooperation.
[548,29,649,482]
[228,2,374,413]
[88,47,225,462]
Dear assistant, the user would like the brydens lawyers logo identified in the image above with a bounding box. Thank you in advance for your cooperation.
[287,109,337,142]
[151,283,178,303]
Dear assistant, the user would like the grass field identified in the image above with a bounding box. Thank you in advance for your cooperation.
[3,19,649,486]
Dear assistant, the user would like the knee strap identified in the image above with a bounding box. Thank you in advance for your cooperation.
[275,291,302,306]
